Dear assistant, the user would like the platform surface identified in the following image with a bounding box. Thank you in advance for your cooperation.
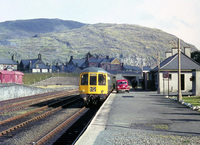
[75,91,200,145]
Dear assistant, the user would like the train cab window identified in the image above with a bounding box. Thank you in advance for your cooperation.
[90,75,97,85]
[81,74,88,85]
[98,74,106,85]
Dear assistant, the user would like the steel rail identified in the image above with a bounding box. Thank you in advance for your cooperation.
[0,90,65,107]
[34,107,88,145]
[72,113,95,145]
[0,89,78,114]
[0,95,81,137]
[0,95,78,126]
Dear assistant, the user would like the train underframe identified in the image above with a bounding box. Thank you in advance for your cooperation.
[81,94,107,106]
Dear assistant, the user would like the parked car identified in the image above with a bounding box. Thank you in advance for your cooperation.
[116,79,129,93]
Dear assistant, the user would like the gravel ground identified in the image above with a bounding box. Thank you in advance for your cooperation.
[95,130,200,145]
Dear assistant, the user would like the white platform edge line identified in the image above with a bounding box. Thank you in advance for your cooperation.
[75,93,116,145]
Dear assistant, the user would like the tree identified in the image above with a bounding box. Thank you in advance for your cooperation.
[191,51,200,63]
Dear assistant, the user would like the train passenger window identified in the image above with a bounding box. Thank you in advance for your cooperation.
[81,74,88,85]
[98,74,106,85]
[90,76,97,85]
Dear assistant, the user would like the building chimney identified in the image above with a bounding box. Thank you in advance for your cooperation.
[165,51,172,58]
[12,54,15,60]
[29,61,32,69]
[106,55,109,59]
[172,47,178,55]
[61,65,64,72]
[184,47,191,57]
[38,53,41,60]
[70,56,73,61]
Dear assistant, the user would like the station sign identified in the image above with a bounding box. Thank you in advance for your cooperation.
[163,71,169,78]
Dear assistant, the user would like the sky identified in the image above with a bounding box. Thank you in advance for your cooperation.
[0,0,200,49]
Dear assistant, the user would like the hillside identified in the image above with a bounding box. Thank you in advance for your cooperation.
[0,19,197,66]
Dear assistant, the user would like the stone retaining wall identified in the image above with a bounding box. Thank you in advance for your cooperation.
[32,77,79,86]
[0,84,49,101]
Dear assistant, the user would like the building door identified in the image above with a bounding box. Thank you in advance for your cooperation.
[181,74,185,90]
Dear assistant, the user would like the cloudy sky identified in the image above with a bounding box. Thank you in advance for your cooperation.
[1,0,200,49]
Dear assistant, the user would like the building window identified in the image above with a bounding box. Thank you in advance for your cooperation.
[169,74,172,79]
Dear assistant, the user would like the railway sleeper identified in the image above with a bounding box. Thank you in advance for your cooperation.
[0,93,78,138]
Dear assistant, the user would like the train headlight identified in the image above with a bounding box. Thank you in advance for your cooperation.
[101,90,104,93]
[80,90,85,93]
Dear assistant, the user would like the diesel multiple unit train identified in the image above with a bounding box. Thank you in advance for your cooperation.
[79,67,115,106]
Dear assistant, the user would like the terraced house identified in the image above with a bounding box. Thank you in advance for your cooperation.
[19,54,51,73]
[0,55,18,71]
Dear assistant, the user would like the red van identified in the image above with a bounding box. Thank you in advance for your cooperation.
[116,79,129,93]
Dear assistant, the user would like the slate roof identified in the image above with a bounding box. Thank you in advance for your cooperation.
[65,65,81,73]
[52,64,81,73]
[0,59,18,65]
[81,67,108,73]
[88,58,104,63]
[68,59,85,67]
[68,56,117,68]
[21,59,38,66]
[143,66,151,72]
[20,59,50,69]
[123,65,142,71]
[152,52,200,71]
[100,58,115,63]
[30,61,50,69]
[87,57,115,64]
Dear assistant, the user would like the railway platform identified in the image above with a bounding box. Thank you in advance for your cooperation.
[75,91,200,145]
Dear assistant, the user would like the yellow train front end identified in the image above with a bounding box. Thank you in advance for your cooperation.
[79,67,111,106]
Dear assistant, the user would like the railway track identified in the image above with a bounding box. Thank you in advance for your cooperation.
[0,89,78,114]
[0,89,84,143]
[32,107,99,145]
[0,93,80,136]
[0,94,80,130]
[54,107,99,145]
[0,89,104,145]
[34,107,89,145]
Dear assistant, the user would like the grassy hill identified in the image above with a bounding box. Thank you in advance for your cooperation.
[0,19,197,66]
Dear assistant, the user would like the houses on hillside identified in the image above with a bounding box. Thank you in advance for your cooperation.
[1,49,200,95]
[64,55,122,73]
[0,52,141,74]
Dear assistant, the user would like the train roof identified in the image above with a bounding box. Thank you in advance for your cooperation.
[81,67,108,73]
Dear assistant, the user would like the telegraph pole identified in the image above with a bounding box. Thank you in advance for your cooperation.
[178,38,182,101]
[157,52,160,94]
